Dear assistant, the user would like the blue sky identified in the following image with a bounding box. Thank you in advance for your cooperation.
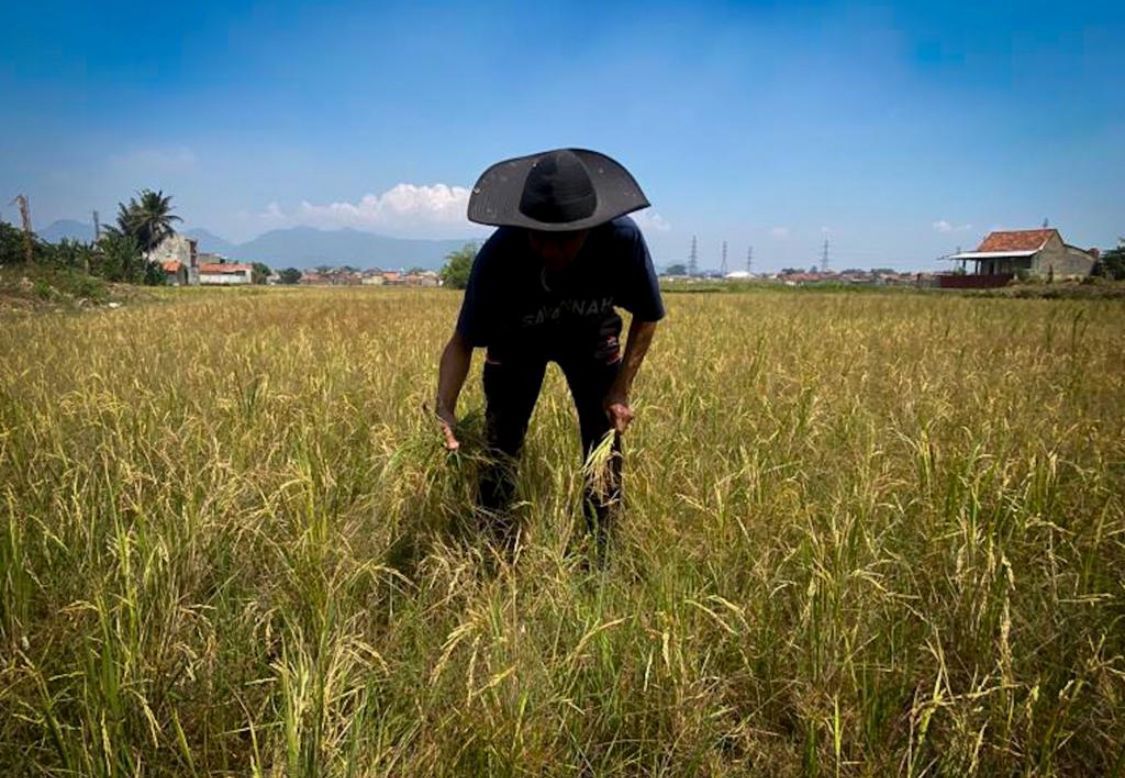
[2,0,1122,271]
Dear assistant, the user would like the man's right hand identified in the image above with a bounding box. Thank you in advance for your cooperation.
[435,405,460,451]
[435,331,472,452]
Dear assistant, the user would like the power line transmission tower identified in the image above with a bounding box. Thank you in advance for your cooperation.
[820,239,830,273]
[9,194,34,264]
[720,240,728,276]
[92,210,101,240]
[746,245,753,274]
[688,235,698,277]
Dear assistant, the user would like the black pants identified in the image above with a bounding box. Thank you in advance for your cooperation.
[479,349,622,544]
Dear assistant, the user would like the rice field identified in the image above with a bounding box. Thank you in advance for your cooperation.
[1,287,1122,776]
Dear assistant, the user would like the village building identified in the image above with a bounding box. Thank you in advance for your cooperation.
[148,238,258,286]
[147,234,200,285]
[199,262,253,285]
[278,266,443,286]
[162,260,189,286]
[946,228,1098,282]
[403,270,441,287]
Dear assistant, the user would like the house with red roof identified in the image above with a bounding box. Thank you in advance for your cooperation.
[946,228,1098,281]
[162,260,189,286]
[148,236,261,286]
[148,234,200,285]
[199,261,253,285]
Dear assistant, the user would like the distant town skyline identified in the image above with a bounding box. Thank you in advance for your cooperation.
[3,1,1122,272]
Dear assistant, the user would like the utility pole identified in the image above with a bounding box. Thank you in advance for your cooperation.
[688,235,698,277]
[85,210,101,274]
[746,245,753,274]
[9,194,34,264]
[720,240,728,276]
[820,239,830,273]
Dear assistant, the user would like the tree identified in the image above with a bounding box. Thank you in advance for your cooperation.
[1092,239,1125,280]
[116,189,182,254]
[50,238,96,272]
[143,260,167,286]
[1,221,50,265]
[252,262,271,284]
[664,263,687,276]
[278,267,303,285]
[95,232,144,282]
[440,244,477,289]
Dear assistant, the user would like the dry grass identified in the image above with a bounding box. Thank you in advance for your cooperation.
[1,287,1122,776]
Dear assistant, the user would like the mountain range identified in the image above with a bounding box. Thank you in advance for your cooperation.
[36,220,477,270]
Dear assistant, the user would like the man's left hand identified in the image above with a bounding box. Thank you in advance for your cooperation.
[604,394,635,433]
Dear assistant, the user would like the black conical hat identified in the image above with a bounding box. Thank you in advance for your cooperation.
[468,148,650,231]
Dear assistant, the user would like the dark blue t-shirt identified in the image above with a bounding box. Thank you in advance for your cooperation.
[456,216,665,361]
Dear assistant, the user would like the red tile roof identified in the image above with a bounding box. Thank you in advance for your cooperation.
[199,262,252,274]
[162,260,183,273]
[976,229,1058,253]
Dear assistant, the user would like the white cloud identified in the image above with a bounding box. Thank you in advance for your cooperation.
[259,201,286,224]
[630,209,671,232]
[933,219,972,233]
[770,226,789,239]
[259,184,668,238]
[293,183,476,234]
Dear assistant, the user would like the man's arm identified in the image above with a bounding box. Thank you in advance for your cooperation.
[435,330,473,450]
[604,317,659,433]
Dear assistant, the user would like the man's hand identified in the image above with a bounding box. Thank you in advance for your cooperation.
[435,405,461,451]
[603,392,635,434]
[435,332,472,452]
[601,318,657,435]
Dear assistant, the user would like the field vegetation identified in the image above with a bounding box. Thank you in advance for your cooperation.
[1,288,1122,775]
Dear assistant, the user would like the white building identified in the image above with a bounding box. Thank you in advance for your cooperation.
[199,261,253,285]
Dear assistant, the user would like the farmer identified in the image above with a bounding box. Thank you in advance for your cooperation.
[434,148,664,550]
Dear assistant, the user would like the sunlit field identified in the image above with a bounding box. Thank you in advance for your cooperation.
[1,287,1122,776]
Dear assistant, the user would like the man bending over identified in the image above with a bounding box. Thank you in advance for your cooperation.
[435,148,664,552]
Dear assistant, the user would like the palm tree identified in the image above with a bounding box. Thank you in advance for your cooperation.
[115,189,182,254]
